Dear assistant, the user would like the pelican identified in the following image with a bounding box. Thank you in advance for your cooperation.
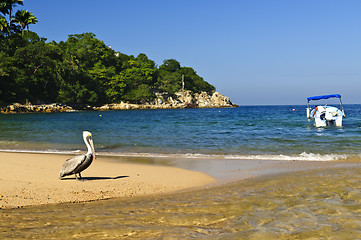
[59,131,95,180]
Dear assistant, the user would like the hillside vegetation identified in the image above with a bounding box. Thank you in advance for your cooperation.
[0,32,216,106]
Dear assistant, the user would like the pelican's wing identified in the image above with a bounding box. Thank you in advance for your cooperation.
[60,154,87,177]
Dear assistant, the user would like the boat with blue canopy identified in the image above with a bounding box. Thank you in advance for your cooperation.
[306,94,345,127]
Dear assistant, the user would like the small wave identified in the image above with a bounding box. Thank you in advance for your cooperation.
[97,151,350,162]
[225,152,349,161]
[0,149,353,162]
[0,149,83,155]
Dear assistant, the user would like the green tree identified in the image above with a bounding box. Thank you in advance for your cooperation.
[156,59,215,95]
[13,9,37,37]
[159,59,181,72]
[0,15,7,33]
[88,61,117,103]
[0,1,9,15]
[105,73,126,103]
[157,59,182,94]
[0,2,8,35]
[121,53,157,103]
[0,33,29,104]
[0,0,23,30]
[56,32,123,104]
[0,51,21,105]
[125,84,154,104]
[13,39,62,103]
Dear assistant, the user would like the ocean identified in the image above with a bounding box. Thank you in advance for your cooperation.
[1,105,361,239]
[1,105,361,161]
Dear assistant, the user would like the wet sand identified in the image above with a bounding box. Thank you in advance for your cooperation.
[0,152,215,208]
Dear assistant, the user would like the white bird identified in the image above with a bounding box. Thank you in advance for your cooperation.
[59,131,95,180]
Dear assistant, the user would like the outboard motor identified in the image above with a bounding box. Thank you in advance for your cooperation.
[325,111,334,121]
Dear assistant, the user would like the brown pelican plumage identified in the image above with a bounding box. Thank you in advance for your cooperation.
[59,131,95,180]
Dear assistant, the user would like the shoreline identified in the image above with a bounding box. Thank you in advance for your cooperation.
[1,151,358,209]
[0,152,215,209]
[0,102,238,114]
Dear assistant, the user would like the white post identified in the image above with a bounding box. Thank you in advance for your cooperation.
[181,74,185,99]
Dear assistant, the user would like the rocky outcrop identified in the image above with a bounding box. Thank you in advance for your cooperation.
[1,91,237,113]
[0,103,73,113]
[93,91,237,111]
[195,91,233,108]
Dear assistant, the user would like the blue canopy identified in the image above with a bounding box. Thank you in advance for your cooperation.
[307,94,341,102]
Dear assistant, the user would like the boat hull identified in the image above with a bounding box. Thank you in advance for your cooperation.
[310,106,343,127]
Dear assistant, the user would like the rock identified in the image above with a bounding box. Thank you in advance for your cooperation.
[211,92,232,107]
[0,103,74,114]
[93,105,110,111]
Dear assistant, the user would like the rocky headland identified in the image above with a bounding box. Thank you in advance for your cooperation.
[0,91,237,113]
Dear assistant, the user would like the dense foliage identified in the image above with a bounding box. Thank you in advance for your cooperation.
[0,32,215,105]
[0,1,215,106]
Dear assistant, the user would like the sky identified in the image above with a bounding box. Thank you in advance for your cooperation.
[17,0,361,105]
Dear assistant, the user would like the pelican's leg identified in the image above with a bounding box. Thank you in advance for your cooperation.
[76,173,85,181]
[75,173,81,181]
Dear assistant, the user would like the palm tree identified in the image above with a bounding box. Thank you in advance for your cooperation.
[0,3,8,16]
[0,1,8,32]
[13,9,37,36]
[0,0,23,28]
[0,15,8,33]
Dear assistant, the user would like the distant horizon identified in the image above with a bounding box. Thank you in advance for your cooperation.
[232,93,356,106]
[16,1,361,105]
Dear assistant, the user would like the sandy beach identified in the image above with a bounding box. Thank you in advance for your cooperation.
[0,152,215,209]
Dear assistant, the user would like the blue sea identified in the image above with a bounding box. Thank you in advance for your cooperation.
[1,104,361,161]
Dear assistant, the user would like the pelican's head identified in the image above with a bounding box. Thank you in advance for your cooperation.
[83,131,92,139]
[83,131,95,158]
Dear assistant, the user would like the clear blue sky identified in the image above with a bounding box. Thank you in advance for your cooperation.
[19,0,361,105]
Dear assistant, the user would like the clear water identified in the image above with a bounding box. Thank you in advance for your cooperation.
[1,105,361,161]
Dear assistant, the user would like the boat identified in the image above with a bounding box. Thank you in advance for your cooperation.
[306,94,345,127]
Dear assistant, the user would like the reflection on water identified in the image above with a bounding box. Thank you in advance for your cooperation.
[1,166,361,239]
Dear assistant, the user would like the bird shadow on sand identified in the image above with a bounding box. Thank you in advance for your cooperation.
[61,176,129,181]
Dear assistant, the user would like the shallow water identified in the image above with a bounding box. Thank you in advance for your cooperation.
[1,165,360,239]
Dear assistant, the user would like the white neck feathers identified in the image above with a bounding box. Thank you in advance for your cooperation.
[83,131,94,157]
